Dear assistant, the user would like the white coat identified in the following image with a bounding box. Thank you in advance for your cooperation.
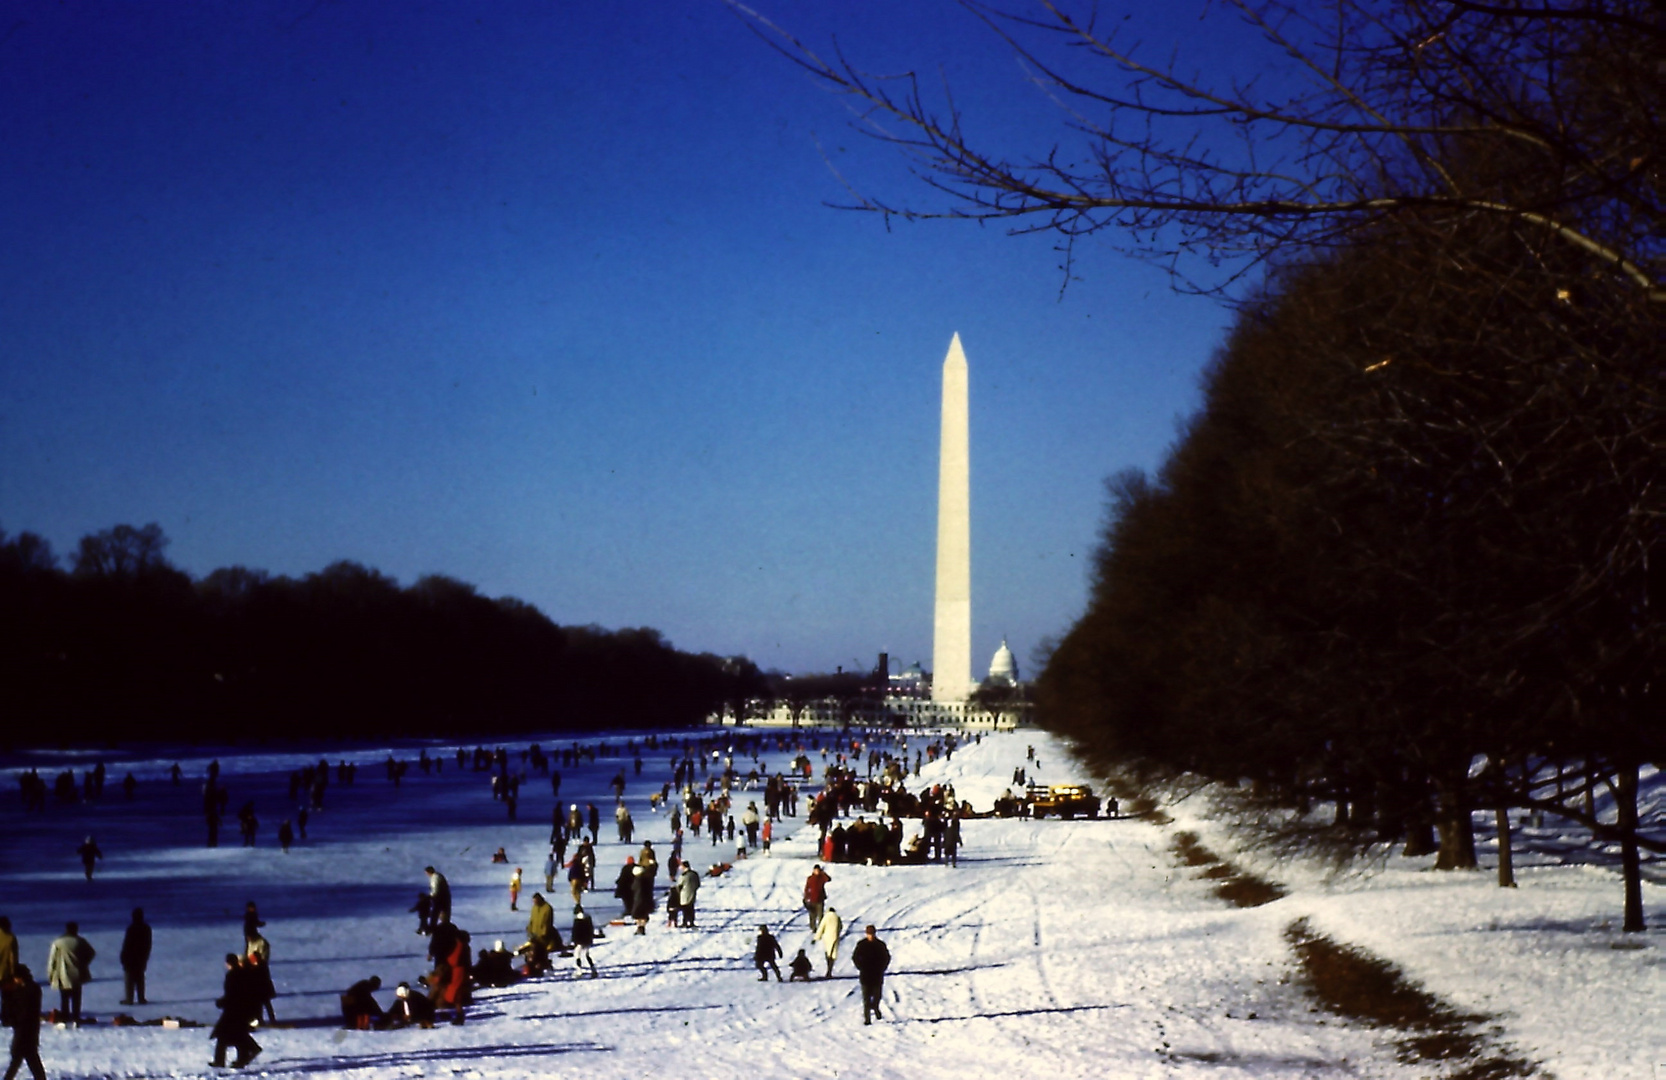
[814,907,843,961]
[47,933,94,991]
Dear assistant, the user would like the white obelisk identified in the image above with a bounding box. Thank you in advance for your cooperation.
[932,333,973,703]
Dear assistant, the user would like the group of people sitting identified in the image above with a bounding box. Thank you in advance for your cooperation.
[339,975,437,1030]
[341,888,594,1029]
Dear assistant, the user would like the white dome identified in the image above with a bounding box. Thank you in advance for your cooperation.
[988,639,1018,684]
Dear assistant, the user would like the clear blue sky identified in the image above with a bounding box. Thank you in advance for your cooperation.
[1,1,1243,676]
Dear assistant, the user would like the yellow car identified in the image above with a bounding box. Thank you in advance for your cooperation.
[1027,784,1101,819]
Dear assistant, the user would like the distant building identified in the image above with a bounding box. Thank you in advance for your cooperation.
[988,638,1018,686]
[709,642,1032,730]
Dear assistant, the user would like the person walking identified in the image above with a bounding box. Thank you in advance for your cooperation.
[542,848,558,894]
[45,923,93,1025]
[803,865,831,931]
[1,964,45,1080]
[75,836,102,881]
[753,925,782,982]
[570,906,598,979]
[425,867,451,926]
[509,867,522,912]
[119,907,152,1006]
[209,954,261,1069]
[813,905,843,979]
[852,924,891,1024]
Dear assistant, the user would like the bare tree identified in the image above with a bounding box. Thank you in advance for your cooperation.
[734,0,1662,299]
[72,523,174,577]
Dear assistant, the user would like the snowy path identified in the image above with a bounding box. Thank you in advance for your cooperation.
[3,730,1660,1078]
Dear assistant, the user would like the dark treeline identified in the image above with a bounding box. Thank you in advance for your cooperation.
[0,523,765,744]
[1037,202,1663,929]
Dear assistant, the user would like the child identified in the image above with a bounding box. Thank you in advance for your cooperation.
[509,867,522,911]
[788,948,813,981]
[410,892,432,934]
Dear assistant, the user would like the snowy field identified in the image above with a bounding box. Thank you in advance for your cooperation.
[2,729,1661,1080]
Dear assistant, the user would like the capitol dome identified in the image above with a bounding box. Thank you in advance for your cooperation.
[988,639,1018,685]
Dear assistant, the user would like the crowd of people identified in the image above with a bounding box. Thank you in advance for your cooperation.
[3,726,998,1074]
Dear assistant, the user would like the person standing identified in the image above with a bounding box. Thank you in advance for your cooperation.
[542,848,558,894]
[241,902,264,944]
[753,925,782,982]
[509,867,522,912]
[425,867,451,926]
[524,894,558,955]
[813,905,843,979]
[119,907,152,1006]
[803,865,831,931]
[852,924,891,1024]
[409,892,433,935]
[570,905,598,979]
[575,853,597,907]
[210,954,261,1069]
[629,864,655,936]
[245,931,276,1024]
[0,917,16,984]
[1,964,45,1080]
[45,923,93,1025]
[675,864,700,928]
[571,839,596,892]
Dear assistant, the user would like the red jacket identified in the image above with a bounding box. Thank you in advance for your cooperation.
[803,868,830,904]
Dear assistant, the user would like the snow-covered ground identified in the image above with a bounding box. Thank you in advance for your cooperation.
[2,730,1660,1079]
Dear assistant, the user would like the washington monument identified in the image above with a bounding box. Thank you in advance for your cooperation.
[932,333,974,703]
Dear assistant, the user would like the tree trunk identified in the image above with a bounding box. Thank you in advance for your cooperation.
[1615,761,1646,932]
[1495,807,1515,888]
[1434,776,1477,870]
[1374,780,1405,844]
[1402,795,1437,857]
